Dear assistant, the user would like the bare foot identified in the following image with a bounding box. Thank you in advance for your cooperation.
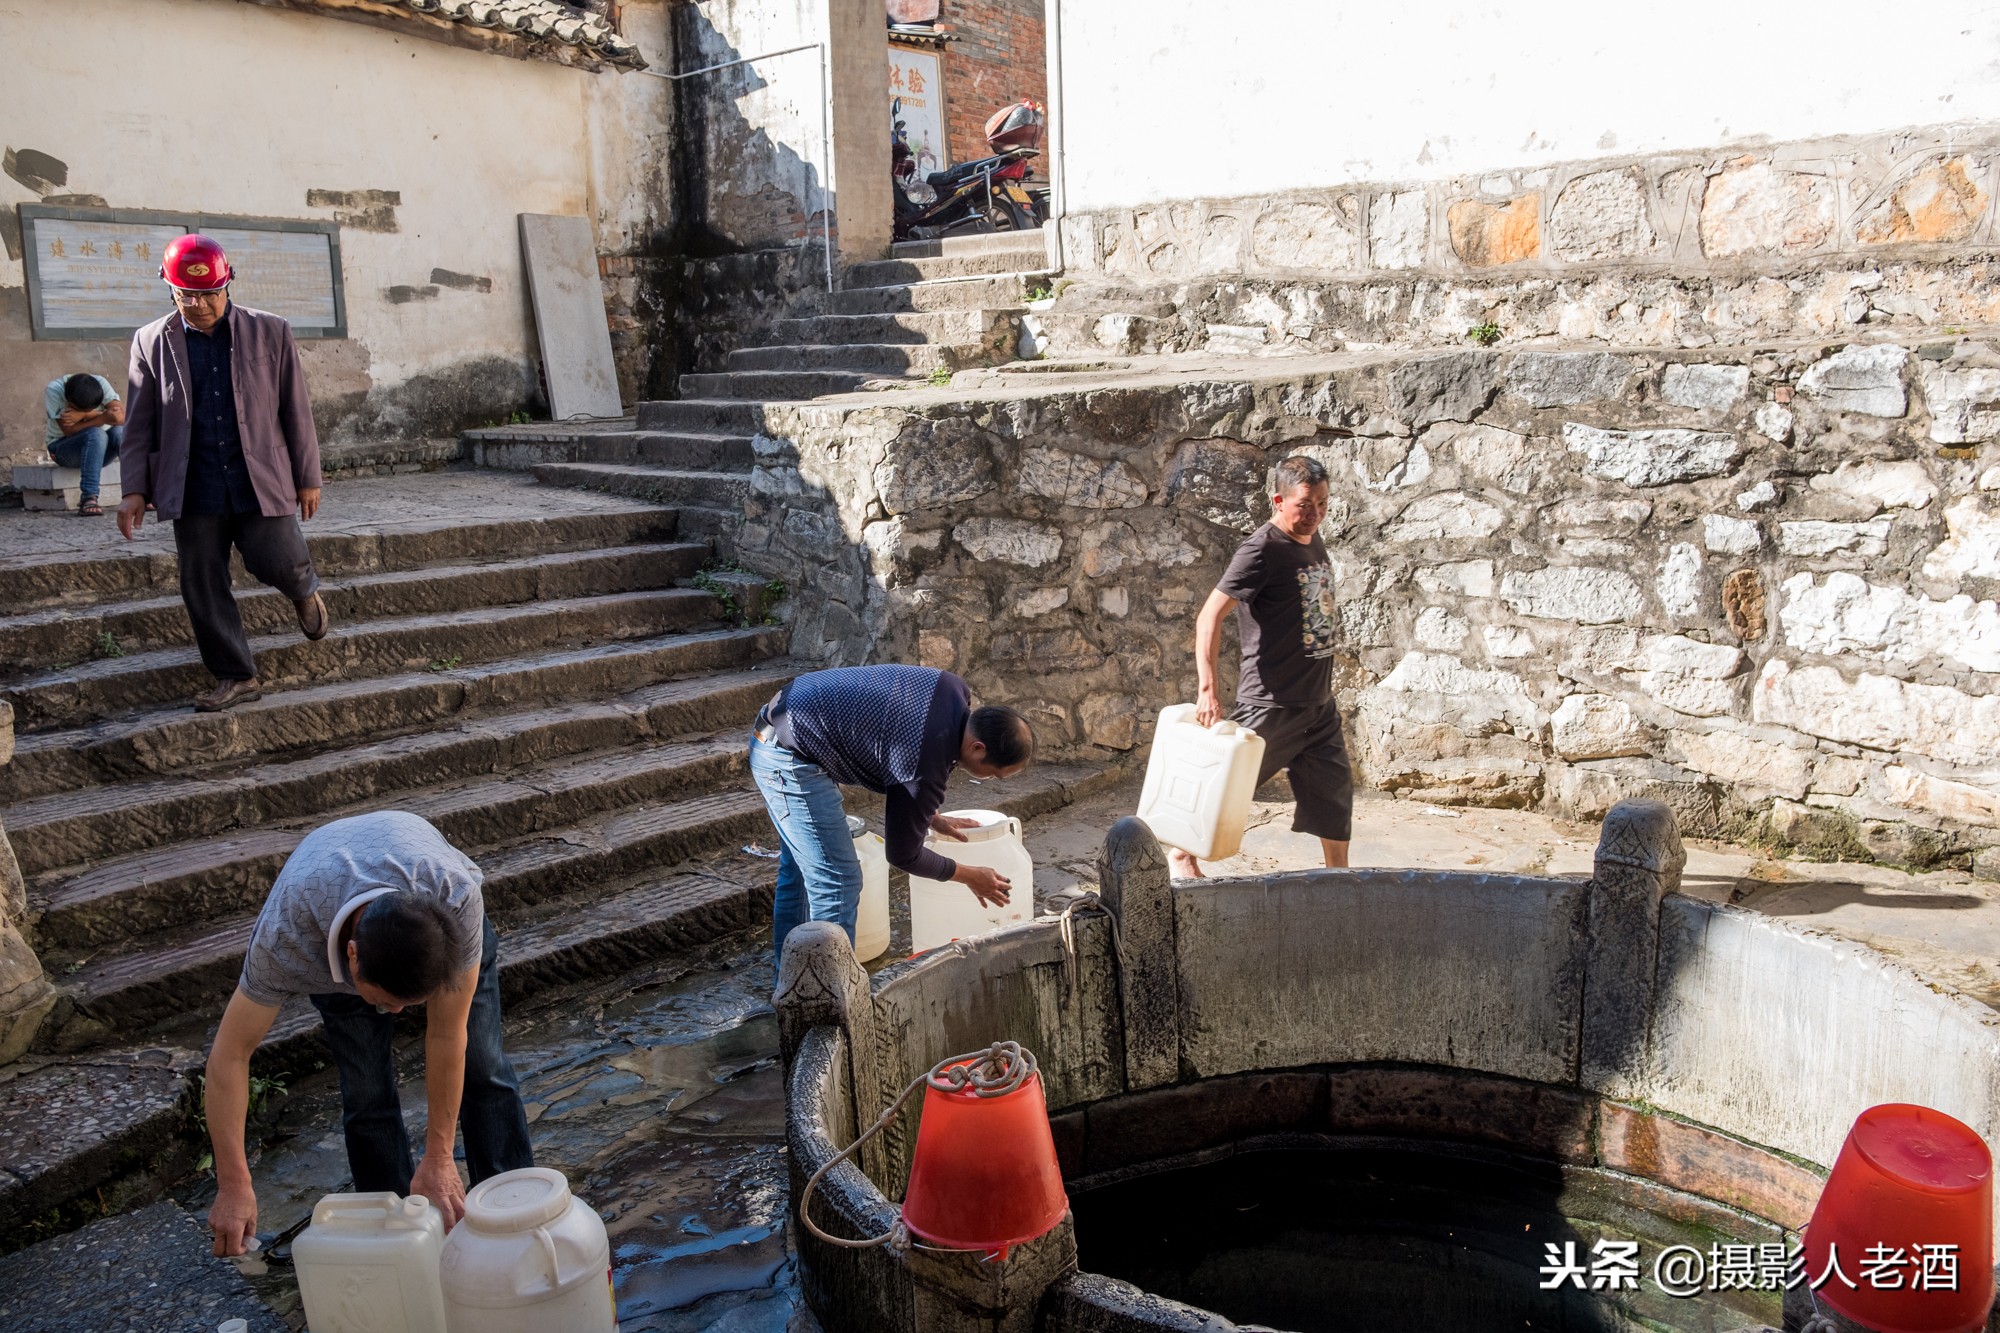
[1167,848,1204,879]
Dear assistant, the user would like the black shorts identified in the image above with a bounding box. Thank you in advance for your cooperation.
[1230,697,1354,843]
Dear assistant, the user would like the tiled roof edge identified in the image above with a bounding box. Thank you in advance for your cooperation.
[403,0,644,66]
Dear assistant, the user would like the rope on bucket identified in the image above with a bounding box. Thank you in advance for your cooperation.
[798,1041,1037,1254]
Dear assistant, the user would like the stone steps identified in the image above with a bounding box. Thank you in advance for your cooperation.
[0,625,782,805]
[888,231,1052,261]
[470,430,755,473]
[48,785,775,1047]
[765,308,1011,347]
[678,368,877,400]
[0,507,680,615]
[2,587,726,733]
[10,665,795,883]
[635,399,763,434]
[850,242,1050,286]
[529,462,753,510]
[0,543,708,676]
[724,342,981,375]
[828,271,1045,317]
[29,735,757,953]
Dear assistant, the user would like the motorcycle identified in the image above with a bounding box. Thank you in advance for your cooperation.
[893,100,1047,242]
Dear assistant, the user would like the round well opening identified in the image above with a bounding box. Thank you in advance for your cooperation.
[1069,1142,1784,1333]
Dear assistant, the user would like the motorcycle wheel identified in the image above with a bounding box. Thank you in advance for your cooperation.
[984,198,1033,232]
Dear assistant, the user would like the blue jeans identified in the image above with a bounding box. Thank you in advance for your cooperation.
[48,424,120,501]
[309,917,534,1195]
[749,734,862,966]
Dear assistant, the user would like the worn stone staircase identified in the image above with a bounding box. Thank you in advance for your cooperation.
[0,484,795,1064]
[464,231,1053,535]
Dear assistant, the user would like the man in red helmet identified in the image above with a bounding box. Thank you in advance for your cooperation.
[119,234,329,712]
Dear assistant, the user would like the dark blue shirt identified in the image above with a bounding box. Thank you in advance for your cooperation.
[181,309,259,516]
[767,665,969,880]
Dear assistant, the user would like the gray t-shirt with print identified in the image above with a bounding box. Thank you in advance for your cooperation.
[238,811,484,1007]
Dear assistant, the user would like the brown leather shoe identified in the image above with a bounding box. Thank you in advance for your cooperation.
[195,678,263,712]
[295,592,329,642]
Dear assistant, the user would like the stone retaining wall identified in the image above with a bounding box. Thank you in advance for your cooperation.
[741,334,2000,868]
[1047,124,2000,359]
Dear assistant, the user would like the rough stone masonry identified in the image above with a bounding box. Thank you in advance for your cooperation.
[737,337,2000,876]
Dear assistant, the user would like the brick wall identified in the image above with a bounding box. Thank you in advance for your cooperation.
[941,0,1046,168]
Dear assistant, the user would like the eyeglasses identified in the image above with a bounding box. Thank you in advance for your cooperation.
[171,287,227,307]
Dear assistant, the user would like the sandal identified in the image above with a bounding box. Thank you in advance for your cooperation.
[77,498,102,517]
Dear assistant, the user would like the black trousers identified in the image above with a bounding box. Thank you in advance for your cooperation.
[173,511,319,683]
[1231,697,1355,842]
[309,919,534,1195]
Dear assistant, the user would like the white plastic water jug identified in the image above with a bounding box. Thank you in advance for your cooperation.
[848,814,890,962]
[292,1192,448,1333]
[908,809,1034,952]
[1136,703,1268,860]
[439,1167,615,1333]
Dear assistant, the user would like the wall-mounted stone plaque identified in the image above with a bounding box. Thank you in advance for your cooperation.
[20,205,345,340]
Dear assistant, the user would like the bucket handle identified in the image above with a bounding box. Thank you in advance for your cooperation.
[533,1226,562,1291]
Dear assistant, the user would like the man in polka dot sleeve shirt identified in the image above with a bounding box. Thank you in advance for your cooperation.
[751,664,1035,961]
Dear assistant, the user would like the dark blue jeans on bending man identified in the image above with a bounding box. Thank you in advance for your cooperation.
[308,917,533,1195]
[750,732,863,967]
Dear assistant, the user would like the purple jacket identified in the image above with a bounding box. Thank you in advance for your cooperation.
[120,303,322,521]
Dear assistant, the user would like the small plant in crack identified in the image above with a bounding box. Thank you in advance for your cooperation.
[428,655,462,673]
[1465,322,1503,347]
[92,630,125,660]
[694,560,787,627]
[926,365,955,387]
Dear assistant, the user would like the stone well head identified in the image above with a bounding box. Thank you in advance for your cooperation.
[776,801,2000,1333]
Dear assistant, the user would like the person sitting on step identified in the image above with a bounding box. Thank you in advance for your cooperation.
[42,371,123,517]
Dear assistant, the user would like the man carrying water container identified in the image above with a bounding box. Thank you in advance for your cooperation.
[751,665,1036,962]
[203,810,534,1257]
[1170,453,1353,878]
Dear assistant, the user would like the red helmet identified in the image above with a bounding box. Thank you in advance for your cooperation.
[162,233,231,291]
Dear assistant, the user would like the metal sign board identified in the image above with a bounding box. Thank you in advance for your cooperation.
[19,204,346,340]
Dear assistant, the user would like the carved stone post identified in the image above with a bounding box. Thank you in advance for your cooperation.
[1580,799,1685,1094]
[0,703,53,1063]
[1098,817,1179,1092]
[776,920,891,1182]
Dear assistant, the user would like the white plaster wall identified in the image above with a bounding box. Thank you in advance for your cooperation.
[1058,0,2000,212]
[682,0,833,247]
[0,0,665,453]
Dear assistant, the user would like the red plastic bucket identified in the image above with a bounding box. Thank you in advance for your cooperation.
[899,1060,1068,1258]
[1804,1103,1995,1333]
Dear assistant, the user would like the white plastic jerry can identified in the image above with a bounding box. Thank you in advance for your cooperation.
[1136,703,1268,861]
[848,814,891,963]
[292,1192,449,1333]
[907,809,1035,952]
[439,1167,616,1333]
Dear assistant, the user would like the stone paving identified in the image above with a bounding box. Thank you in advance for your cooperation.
[0,465,664,566]
[0,1201,286,1333]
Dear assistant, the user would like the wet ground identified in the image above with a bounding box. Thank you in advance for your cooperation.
[178,929,818,1333]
